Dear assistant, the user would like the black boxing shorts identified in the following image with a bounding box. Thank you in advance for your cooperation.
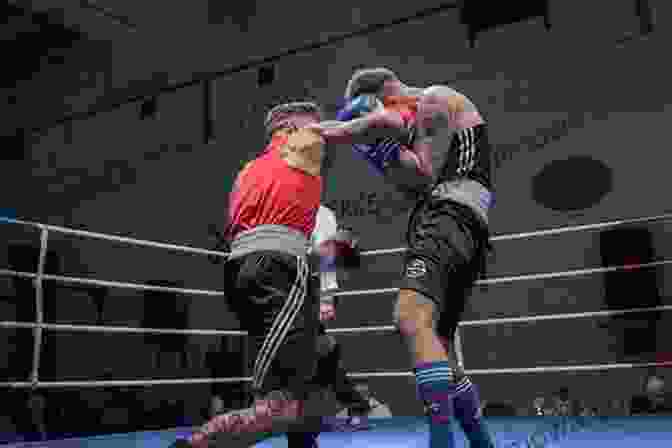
[224,251,320,399]
[400,199,490,337]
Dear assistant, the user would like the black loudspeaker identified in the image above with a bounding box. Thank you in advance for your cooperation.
[600,227,661,358]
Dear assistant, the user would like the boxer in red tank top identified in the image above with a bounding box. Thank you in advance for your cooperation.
[180,103,329,448]
[228,131,322,239]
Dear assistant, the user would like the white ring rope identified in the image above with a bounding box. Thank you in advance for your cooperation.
[0,217,228,259]
[476,260,671,286]
[0,255,669,343]
[4,302,670,339]
[0,269,225,297]
[346,361,672,378]
[334,259,672,297]
[2,213,671,259]
[3,361,672,389]
[1,213,671,389]
[0,378,252,388]
[320,304,672,334]
[0,322,246,336]
[360,212,672,256]
[2,259,664,301]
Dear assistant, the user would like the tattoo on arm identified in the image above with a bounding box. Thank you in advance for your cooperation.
[418,87,466,129]
[317,110,407,145]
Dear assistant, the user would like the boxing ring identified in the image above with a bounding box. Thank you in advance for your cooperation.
[2,214,672,447]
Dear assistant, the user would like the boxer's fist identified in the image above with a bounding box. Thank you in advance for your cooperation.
[320,302,336,322]
[316,229,361,270]
[280,128,325,176]
[337,94,382,121]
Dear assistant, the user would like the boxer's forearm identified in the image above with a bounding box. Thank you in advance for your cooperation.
[315,110,409,145]
[406,136,434,177]
[398,146,430,178]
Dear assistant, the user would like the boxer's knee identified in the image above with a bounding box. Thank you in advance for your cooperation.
[393,289,438,338]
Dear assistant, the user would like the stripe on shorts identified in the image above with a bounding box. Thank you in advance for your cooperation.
[252,256,309,390]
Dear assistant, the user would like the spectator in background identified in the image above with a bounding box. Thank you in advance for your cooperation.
[631,374,672,414]
[530,396,551,416]
[335,383,392,419]
[481,401,517,417]
[550,387,572,416]
[604,398,630,416]
[575,400,597,417]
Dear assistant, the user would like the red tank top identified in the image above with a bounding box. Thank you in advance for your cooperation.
[227,135,322,239]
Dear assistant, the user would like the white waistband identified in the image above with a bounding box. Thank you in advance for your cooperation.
[431,179,492,225]
[229,225,309,259]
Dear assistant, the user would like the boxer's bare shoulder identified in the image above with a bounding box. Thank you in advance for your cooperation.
[419,85,467,116]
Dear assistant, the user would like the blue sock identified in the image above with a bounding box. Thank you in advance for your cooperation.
[453,377,495,448]
[415,361,456,448]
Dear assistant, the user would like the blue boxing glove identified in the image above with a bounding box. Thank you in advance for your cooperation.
[351,138,402,176]
[336,94,381,121]
[336,95,403,176]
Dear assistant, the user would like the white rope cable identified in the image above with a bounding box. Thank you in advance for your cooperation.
[0,273,669,337]
[326,325,396,333]
[0,269,225,297]
[325,304,672,334]
[5,302,665,341]
[346,361,672,378]
[0,269,37,280]
[0,322,246,336]
[0,377,253,389]
[333,287,399,297]
[3,213,671,260]
[4,361,672,388]
[477,260,671,286]
[360,212,672,256]
[333,259,672,297]
[459,304,672,327]
[30,227,49,386]
[0,217,228,259]
[1,213,671,390]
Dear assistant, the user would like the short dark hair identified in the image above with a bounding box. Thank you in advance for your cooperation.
[264,101,323,137]
[344,67,398,100]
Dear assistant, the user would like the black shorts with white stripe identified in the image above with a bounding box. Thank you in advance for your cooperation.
[437,123,493,192]
[224,251,320,400]
[401,200,490,339]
